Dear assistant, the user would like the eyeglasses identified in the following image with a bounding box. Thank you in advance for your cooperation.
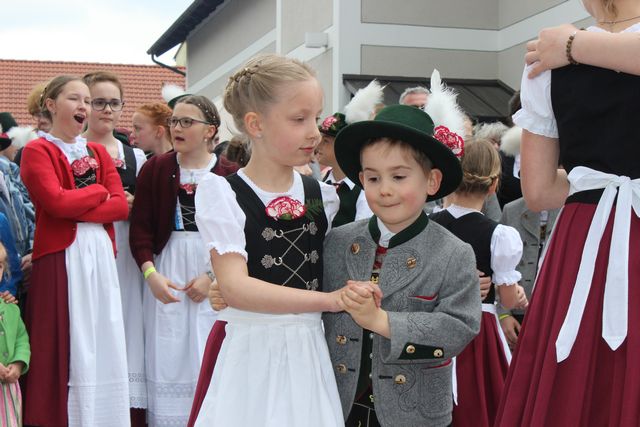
[167,117,212,128]
[91,98,124,111]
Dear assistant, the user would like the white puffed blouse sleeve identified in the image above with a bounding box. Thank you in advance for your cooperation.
[490,224,523,286]
[512,65,558,138]
[195,172,248,261]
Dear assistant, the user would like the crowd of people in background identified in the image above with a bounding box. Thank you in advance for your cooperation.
[0,0,639,425]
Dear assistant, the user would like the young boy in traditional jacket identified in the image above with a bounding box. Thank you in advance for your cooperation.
[323,104,481,427]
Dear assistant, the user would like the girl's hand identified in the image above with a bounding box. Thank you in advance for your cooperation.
[0,291,17,305]
[478,271,491,301]
[184,274,210,303]
[3,363,22,384]
[209,280,228,311]
[515,285,529,309]
[124,191,135,212]
[146,271,181,304]
[500,315,521,350]
[526,24,577,78]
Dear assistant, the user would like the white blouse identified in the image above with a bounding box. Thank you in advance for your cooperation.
[179,154,218,185]
[42,132,89,163]
[446,204,523,286]
[195,169,339,261]
[116,140,147,176]
[513,23,640,137]
[324,169,374,221]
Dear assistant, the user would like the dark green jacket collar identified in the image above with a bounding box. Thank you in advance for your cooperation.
[367,211,429,249]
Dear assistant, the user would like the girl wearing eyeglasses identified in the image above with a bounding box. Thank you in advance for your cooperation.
[129,95,238,426]
[81,71,149,425]
[19,75,130,426]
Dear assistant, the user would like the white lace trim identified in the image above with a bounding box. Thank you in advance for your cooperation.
[206,241,248,261]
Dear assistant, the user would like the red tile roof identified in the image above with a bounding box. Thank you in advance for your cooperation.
[0,59,185,132]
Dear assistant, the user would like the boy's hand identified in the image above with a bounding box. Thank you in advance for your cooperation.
[0,363,7,382]
[346,280,383,307]
[478,271,491,301]
[340,282,390,338]
[209,280,228,311]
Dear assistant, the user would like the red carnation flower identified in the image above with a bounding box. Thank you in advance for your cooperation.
[70,156,100,177]
[434,126,464,158]
[320,116,339,132]
[265,196,307,220]
[179,183,198,195]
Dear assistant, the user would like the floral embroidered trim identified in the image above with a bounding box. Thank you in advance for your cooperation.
[433,125,464,159]
[70,156,99,177]
[179,183,197,195]
[265,196,306,220]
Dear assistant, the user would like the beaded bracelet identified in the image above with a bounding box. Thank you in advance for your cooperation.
[566,29,581,65]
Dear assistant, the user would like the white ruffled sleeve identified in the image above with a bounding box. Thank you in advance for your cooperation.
[512,64,558,138]
[133,148,147,176]
[490,224,523,286]
[195,172,248,260]
[319,180,339,234]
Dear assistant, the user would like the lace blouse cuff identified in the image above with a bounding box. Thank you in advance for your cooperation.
[493,270,522,286]
[206,242,248,262]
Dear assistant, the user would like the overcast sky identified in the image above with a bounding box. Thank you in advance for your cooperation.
[1,0,193,64]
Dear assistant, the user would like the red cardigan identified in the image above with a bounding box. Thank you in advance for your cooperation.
[20,137,129,260]
[129,151,238,268]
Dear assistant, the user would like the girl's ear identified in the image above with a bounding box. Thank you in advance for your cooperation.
[244,111,262,140]
[488,177,499,195]
[44,98,56,116]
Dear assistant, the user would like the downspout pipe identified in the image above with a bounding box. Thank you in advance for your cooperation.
[151,54,186,77]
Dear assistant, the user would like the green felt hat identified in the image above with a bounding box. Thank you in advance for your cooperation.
[319,112,347,137]
[334,104,462,201]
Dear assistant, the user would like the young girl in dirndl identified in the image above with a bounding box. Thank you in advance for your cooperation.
[430,137,527,427]
[188,54,345,427]
[129,95,237,426]
[21,76,130,426]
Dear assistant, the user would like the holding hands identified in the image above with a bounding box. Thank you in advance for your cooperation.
[338,280,390,338]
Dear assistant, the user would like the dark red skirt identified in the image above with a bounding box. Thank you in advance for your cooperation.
[23,251,70,426]
[452,311,509,427]
[187,320,227,427]
[496,203,640,426]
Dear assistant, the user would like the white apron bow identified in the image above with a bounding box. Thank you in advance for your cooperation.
[556,166,640,362]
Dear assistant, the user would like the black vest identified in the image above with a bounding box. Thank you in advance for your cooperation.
[227,174,327,291]
[117,143,138,194]
[332,183,362,227]
[430,210,498,303]
[551,64,640,178]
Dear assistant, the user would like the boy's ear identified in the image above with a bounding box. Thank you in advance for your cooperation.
[244,111,262,139]
[426,168,443,196]
[358,171,365,187]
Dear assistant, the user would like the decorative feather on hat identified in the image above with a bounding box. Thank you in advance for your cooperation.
[424,69,466,158]
[7,126,37,149]
[320,79,385,137]
[162,84,188,108]
[344,80,385,125]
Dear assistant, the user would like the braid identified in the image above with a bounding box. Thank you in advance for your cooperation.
[456,137,502,195]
